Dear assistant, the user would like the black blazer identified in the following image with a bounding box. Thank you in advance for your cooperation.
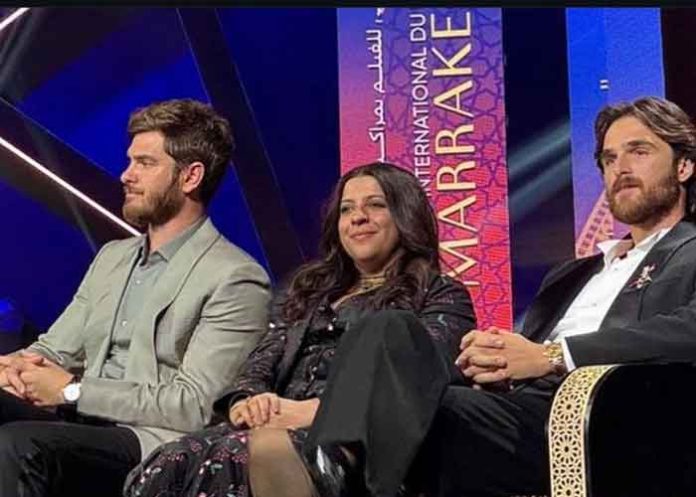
[214,273,476,413]
[522,220,696,366]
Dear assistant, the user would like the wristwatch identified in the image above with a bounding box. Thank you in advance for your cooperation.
[61,375,82,404]
[543,341,568,375]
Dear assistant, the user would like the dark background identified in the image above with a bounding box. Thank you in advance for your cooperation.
[0,7,689,346]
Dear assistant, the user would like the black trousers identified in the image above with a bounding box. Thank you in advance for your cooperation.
[0,389,141,497]
[417,383,553,497]
[307,310,553,497]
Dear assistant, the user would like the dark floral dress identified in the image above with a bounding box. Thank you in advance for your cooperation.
[124,274,475,497]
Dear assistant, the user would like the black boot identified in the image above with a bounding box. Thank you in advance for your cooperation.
[300,444,367,497]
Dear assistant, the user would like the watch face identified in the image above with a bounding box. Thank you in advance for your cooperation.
[63,383,81,402]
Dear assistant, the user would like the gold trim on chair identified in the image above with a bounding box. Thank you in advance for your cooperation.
[547,365,617,497]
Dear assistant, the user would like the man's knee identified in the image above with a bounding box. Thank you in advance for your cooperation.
[437,385,506,430]
[0,422,53,497]
[0,422,37,459]
[438,387,476,427]
[441,384,480,407]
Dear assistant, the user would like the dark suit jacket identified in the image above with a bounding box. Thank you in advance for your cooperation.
[522,220,696,367]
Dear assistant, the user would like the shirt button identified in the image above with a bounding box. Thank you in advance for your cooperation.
[135,279,142,285]
[121,320,128,327]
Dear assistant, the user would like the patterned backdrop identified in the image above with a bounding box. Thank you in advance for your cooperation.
[338,7,512,330]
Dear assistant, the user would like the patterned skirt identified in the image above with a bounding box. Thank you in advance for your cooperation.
[124,423,308,497]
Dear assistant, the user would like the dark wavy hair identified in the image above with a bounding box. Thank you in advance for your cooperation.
[594,96,696,218]
[282,162,440,323]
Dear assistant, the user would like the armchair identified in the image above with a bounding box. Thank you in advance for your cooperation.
[548,363,696,497]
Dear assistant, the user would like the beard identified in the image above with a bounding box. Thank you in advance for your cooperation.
[122,175,185,229]
[607,165,681,226]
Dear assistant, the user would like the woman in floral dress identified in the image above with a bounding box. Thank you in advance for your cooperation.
[124,162,476,497]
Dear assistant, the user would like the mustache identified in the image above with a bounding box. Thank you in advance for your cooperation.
[123,187,143,195]
[611,176,643,195]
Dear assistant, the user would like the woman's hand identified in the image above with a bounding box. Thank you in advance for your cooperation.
[266,398,320,430]
[229,393,281,428]
[229,395,320,430]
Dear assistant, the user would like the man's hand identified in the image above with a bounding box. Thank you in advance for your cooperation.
[19,359,74,407]
[0,352,46,398]
[229,393,281,428]
[456,328,553,385]
[456,328,507,371]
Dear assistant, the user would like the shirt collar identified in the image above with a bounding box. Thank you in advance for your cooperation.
[139,215,207,265]
[597,225,673,265]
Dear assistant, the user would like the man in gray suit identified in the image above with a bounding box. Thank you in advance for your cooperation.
[0,99,270,496]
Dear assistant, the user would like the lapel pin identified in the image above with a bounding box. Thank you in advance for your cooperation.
[630,263,656,289]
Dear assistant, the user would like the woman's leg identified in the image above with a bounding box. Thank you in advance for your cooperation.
[307,310,452,497]
[248,428,316,497]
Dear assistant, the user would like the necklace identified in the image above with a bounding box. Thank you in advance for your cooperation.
[356,274,387,292]
[330,274,387,310]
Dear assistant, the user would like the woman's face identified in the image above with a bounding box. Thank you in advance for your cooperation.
[338,175,400,275]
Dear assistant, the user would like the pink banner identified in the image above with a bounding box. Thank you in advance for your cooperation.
[338,7,512,329]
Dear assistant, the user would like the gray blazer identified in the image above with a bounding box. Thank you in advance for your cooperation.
[28,218,270,458]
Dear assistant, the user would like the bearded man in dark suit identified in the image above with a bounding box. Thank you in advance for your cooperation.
[427,95,696,496]
[304,96,696,497]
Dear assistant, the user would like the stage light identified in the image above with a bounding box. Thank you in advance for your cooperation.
[0,8,29,34]
[0,134,139,235]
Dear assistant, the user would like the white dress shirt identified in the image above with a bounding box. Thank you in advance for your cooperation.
[548,226,672,370]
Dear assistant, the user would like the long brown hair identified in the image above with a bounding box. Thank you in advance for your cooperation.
[282,162,440,323]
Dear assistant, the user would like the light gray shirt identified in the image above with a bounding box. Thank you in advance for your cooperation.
[100,216,207,380]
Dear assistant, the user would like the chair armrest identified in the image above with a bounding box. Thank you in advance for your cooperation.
[547,364,617,497]
[547,363,696,497]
